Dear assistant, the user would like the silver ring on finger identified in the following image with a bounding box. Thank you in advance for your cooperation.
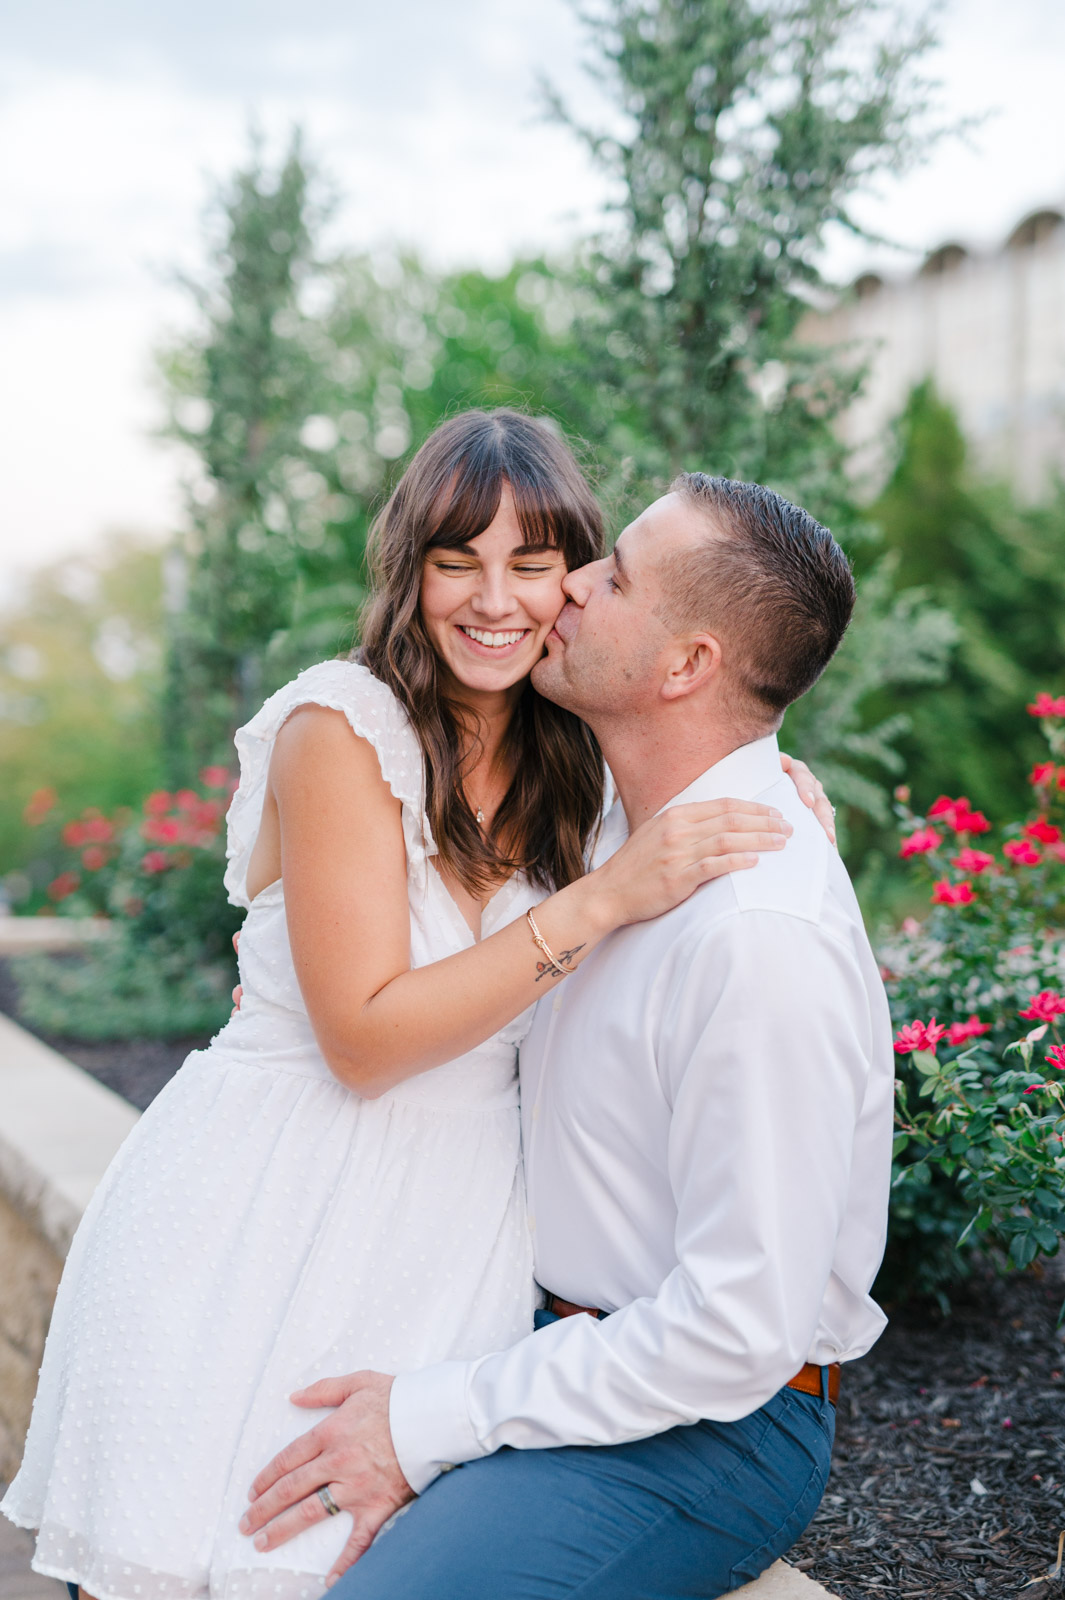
[317,1485,341,1517]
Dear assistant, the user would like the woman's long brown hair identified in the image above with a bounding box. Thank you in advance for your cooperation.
[358,409,606,895]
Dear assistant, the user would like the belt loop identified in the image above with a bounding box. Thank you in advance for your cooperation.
[820,1364,830,1404]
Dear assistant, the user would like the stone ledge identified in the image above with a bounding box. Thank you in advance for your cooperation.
[0,1014,138,1259]
[735,1560,839,1597]
[0,917,114,956]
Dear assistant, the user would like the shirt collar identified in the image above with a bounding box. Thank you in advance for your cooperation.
[595,733,782,861]
[654,732,782,815]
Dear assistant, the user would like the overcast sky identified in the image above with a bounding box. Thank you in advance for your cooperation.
[2,0,1064,600]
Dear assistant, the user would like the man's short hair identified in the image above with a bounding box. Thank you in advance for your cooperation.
[661,474,856,726]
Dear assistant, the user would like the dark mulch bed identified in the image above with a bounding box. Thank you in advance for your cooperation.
[0,957,205,1111]
[4,958,1064,1595]
[792,1263,1065,1597]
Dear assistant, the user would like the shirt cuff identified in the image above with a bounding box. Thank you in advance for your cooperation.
[388,1359,486,1494]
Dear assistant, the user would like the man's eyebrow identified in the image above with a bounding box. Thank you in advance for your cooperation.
[612,541,629,584]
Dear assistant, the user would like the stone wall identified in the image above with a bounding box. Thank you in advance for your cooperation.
[0,1012,138,1482]
[0,1196,62,1484]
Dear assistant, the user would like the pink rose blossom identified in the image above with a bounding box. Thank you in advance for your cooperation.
[900,827,942,858]
[1019,990,1065,1022]
[1004,839,1041,866]
[23,787,57,826]
[952,848,995,874]
[926,796,990,834]
[1025,819,1062,845]
[894,1018,947,1056]
[932,880,975,905]
[1028,693,1065,718]
[946,1016,991,1046]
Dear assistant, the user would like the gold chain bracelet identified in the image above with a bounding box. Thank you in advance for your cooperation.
[526,908,578,976]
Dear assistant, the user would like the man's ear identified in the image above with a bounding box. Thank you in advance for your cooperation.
[660,633,723,701]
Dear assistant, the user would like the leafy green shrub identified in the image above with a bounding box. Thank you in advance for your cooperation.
[7,769,240,1039]
[11,934,232,1040]
[881,695,1065,1301]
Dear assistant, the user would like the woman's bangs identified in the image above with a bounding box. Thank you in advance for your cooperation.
[509,473,563,553]
[425,460,505,551]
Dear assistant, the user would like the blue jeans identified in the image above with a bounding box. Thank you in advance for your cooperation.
[336,1344,834,1598]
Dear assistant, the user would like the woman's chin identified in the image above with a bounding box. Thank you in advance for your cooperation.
[445,652,538,697]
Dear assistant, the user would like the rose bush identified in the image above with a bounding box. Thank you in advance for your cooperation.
[8,770,241,1039]
[882,695,1065,1301]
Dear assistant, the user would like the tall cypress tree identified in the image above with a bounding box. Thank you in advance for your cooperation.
[162,135,328,777]
[548,0,957,829]
[550,0,934,516]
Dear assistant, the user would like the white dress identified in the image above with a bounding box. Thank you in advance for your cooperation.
[2,660,542,1600]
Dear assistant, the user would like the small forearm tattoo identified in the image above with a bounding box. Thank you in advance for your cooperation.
[533,945,586,982]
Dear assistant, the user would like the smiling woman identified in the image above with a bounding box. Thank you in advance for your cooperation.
[359,409,606,899]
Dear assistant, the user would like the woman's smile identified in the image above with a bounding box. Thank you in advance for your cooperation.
[455,624,533,657]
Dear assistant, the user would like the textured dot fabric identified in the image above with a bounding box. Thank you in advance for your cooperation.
[2,660,542,1600]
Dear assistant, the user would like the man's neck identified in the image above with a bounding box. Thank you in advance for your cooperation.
[596,712,759,830]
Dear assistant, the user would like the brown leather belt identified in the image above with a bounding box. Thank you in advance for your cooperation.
[545,1295,841,1406]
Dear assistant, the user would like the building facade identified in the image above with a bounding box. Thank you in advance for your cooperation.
[801,208,1065,495]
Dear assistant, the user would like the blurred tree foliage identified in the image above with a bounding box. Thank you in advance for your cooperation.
[0,538,165,888]
[865,380,1065,823]
[161,133,335,775]
[546,0,935,519]
[544,0,956,828]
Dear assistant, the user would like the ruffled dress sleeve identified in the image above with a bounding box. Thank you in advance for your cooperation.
[223,659,434,910]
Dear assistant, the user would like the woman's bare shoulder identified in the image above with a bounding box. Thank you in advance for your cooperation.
[271,703,400,806]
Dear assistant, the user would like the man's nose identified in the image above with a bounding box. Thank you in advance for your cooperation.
[562,558,600,605]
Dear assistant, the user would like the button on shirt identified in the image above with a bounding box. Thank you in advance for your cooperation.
[389,733,895,1492]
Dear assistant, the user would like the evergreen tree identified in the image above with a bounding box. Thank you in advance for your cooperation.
[869,381,1065,819]
[548,0,934,517]
[161,134,331,776]
[548,0,956,831]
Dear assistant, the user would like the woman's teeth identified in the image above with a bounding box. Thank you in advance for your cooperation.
[459,627,529,648]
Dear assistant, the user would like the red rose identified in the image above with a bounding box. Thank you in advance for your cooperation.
[926,796,990,834]
[1028,693,1065,718]
[894,1018,947,1056]
[946,1015,991,1045]
[1046,1045,1065,1072]
[1004,839,1041,866]
[1024,820,1061,845]
[141,850,171,874]
[23,787,57,826]
[144,791,174,816]
[199,766,229,789]
[932,880,975,905]
[900,827,942,858]
[952,848,994,875]
[47,870,80,901]
[81,846,108,872]
[1020,990,1065,1022]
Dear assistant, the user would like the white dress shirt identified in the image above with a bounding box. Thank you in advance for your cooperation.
[389,733,895,1493]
